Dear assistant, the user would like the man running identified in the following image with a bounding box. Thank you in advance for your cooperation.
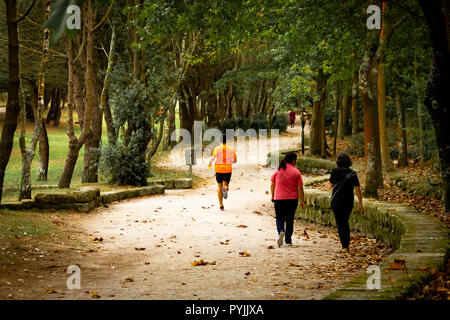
[208,134,237,211]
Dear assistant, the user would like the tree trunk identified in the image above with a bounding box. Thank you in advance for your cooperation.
[147,119,164,161]
[0,0,20,203]
[82,5,101,184]
[342,91,352,136]
[333,83,342,155]
[100,26,117,145]
[310,69,326,156]
[418,0,450,212]
[321,88,330,158]
[395,90,408,167]
[37,119,49,181]
[414,57,425,166]
[377,16,394,171]
[53,90,62,127]
[59,0,94,189]
[359,29,383,197]
[163,101,176,150]
[351,70,359,134]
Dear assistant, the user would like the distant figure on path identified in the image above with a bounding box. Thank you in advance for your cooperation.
[289,110,296,128]
[329,153,364,253]
[270,152,305,247]
[208,134,237,211]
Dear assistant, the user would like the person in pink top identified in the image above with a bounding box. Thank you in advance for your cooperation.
[270,152,305,247]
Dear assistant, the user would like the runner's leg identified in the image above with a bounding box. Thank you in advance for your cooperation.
[217,182,223,207]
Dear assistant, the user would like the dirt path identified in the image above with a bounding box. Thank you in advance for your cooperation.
[0,120,391,299]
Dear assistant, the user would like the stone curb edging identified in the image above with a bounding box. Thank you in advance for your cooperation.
[0,178,193,213]
[296,188,449,300]
[1,178,193,193]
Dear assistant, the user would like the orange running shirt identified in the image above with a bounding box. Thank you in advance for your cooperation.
[213,144,237,173]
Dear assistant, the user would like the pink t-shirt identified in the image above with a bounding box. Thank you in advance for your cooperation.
[271,163,303,200]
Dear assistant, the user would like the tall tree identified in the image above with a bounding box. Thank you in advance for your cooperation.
[359,27,383,197]
[18,0,50,200]
[0,0,20,203]
[418,0,450,213]
[59,0,95,189]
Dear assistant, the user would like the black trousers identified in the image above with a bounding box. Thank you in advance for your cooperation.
[332,205,353,249]
[274,199,298,244]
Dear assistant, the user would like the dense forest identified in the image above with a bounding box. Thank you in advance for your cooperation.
[0,0,448,215]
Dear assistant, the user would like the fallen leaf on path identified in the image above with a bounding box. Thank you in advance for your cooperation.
[289,263,302,267]
[387,259,406,270]
[253,210,263,215]
[267,246,275,249]
[236,225,248,228]
[135,247,146,251]
[122,276,134,283]
[239,251,251,257]
[91,237,103,242]
[245,272,251,276]
[190,259,216,266]
[43,288,57,294]
[302,229,310,239]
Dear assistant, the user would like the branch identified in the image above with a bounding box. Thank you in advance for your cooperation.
[94,0,114,32]
[16,0,38,23]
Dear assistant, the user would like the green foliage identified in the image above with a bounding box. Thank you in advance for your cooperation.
[100,136,149,186]
[235,117,251,131]
[345,132,365,158]
[218,118,237,133]
[271,114,288,133]
[250,113,269,131]
[407,127,437,161]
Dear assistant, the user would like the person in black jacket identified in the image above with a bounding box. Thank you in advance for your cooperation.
[329,153,364,253]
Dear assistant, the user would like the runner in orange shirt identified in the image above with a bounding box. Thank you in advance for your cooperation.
[208,134,237,211]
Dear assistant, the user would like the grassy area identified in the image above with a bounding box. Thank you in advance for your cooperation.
[0,210,56,240]
[0,110,188,202]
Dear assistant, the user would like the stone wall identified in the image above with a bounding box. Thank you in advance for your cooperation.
[0,178,193,213]
[297,188,449,299]
[268,148,335,175]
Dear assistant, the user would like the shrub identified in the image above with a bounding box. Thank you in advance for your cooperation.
[387,129,398,147]
[250,113,269,131]
[271,114,289,133]
[235,117,251,131]
[99,131,150,186]
[345,132,365,158]
[390,147,399,160]
[218,118,237,133]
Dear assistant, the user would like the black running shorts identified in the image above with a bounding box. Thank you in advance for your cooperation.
[215,172,232,184]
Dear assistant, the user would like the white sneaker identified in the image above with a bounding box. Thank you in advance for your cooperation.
[222,186,228,199]
[277,232,285,247]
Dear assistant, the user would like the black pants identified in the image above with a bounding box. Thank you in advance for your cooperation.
[274,199,298,244]
[332,205,353,249]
